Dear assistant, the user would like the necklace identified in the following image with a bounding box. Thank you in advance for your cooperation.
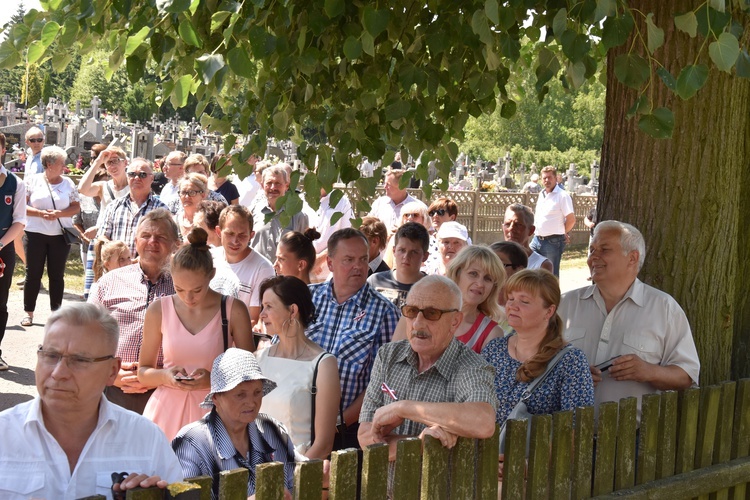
[511,337,528,362]
[273,343,309,360]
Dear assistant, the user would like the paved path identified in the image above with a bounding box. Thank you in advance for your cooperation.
[0,266,591,411]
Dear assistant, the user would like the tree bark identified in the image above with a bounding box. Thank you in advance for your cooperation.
[598,0,750,384]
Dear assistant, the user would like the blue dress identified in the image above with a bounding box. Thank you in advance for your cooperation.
[482,336,594,424]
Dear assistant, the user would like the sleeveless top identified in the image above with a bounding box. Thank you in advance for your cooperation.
[527,251,549,270]
[101,179,130,210]
[456,312,498,354]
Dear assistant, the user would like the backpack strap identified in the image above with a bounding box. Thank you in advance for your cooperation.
[220,295,229,351]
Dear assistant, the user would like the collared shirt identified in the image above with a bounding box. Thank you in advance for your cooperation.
[24,152,43,176]
[251,203,309,262]
[360,339,498,436]
[559,279,700,412]
[88,263,175,365]
[173,409,297,499]
[368,253,387,275]
[0,396,183,500]
[97,194,168,255]
[534,185,574,236]
[25,174,80,235]
[313,193,353,253]
[368,194,425,231]
[307,281,400,410]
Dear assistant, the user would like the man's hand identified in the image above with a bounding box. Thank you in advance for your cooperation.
[113,473,168,492]
[589,365,603,387]
[116,362,150,394]
[419,425,458,449]
[608,354,654,383]
[371,401,405,442]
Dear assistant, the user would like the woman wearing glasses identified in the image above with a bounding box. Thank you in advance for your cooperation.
[175,173,210,239]
[21,146,80,327]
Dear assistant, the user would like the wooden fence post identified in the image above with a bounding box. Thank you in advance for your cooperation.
[361,443,388,500]
[572,406,595,499]
[676,387,700,474]
[592,401,618,496]
[184,476,212,500]
[502,418,527,499]
[253,463,280,500]
[329,449,358,499]
[527,414,552,499]
[393,438,422,500]
[550,410,573,500]
[636,393,660,486]
[614,397,637,491]
[656,390,678,480]
[422,435,450,500]
[475,424,500,500]
[730,378,750,499]
[449,437,477,499]
[293,459,323,500]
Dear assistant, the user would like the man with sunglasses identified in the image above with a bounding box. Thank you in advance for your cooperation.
[96,158,167,256]
[24,127,45,177]
[0,303,182,499]
[359,275,497,459]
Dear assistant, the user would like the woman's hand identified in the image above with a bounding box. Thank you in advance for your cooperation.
[164,366,192,390]
[184,368,211,390]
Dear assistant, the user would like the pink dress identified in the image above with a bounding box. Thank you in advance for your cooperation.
[143,295,234,440]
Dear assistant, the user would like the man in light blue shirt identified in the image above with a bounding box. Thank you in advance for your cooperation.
[24,126,45,176]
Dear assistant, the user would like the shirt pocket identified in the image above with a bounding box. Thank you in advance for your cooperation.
[622,331,663,365]
[0,471,45,498]
[564,327,587,349]
[96,470,117,498]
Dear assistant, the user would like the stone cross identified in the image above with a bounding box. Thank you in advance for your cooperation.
[90,96,101,119]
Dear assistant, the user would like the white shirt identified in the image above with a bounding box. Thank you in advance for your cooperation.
[367,194,425,231]
[314,192,353,253]
[534,185,574,236]
[211,247,275,308]
[559,279,700,413]
[526,251,550,270]
[238,176,261,209]
[159,181,180,206]
[25,174,79,235]
[0,396,183,500]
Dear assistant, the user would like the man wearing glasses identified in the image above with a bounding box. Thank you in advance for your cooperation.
[23,127,45,177]
[96,158,168,256]
[0,303,182,499]
[359,274,497,459]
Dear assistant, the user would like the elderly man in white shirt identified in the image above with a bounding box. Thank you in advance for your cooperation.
[0,303,182,499]
[530,166,575,277]
[558,221,699,416]
[368,167,426,234]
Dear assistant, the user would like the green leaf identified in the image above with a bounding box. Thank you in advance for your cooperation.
[485,0,499,25]
[696,7,730,37]
[736,50,750,79]
[211,12,231,33]
[708,32,739,73]
[40,21,60,47]
[594,0,616,23]
[51,52,72,72]
[613,53,650,89]
[500,100,516,119]
[343,36,362,60]
[552,8,567,39]
[0,42,21,69]
[656,67,676,90]
[125,26,150,57]
[535,48,561,88]
[195,53,225,84]
[156,0,190,14]
[561,30,590,63]
[602,11,634,49]
[710,0,726,12]
[26,41,46,64]
[126,55,145,84]
[626,94,650,118]
[675,64,708,99]
[324,0,344,19]
[361,32,375,56]
[471,10,492,45]
[171,74,193,108]
[674,11,698,37]
[227,47,254,78]
[363,7,390,38]
[567,61,586,88]
[638,108,674,138]
[178,19,202,48]
[385,99,410,121]
[499,32,520,60]
[645,13,664,54]
[273,110,288,132]
[59,18,79,47]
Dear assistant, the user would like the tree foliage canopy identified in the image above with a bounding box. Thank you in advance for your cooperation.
[1,0,748,207]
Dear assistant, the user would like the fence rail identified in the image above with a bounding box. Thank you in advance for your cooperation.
[112,379,750,500]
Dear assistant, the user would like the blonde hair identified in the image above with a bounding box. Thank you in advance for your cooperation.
[445,245,505,321]
[505,269,565,382]
[93,240,130,281]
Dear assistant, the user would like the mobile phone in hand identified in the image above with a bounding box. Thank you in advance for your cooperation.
[175,374,195,381]
[595,357,617,372]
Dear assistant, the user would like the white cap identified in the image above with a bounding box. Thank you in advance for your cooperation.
[437,221,469,242]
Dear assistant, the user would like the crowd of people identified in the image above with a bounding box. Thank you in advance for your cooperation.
[0,139,700,499]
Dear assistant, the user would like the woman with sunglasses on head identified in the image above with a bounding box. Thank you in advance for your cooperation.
[175,173,210,239]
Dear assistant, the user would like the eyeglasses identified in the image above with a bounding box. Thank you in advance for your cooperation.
[106,158,125,167]
[167,163,184,167]
[401,305,458,321]
[503,263,515,268]
[127,171,151,179]
[28,138,44,143]
[179,189,204,197]
[37,345,115,371]
[428,209,446,217]
[403,213,420,219]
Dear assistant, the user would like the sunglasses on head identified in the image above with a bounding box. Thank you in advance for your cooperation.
[28,138,44,144]
[127,171,150,179]
[428,209,447,217]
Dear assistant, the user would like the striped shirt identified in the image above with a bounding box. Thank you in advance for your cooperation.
[360,339,499,437]
[307,281,399,410]
[172,409,296,499]
[97,194,167,255]
[88,263,174,365]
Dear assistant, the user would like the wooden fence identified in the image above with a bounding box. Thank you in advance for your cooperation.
[112,379,750,499]
[340,186,597,246]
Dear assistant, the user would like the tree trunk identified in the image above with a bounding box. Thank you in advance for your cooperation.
[598,0,750,384]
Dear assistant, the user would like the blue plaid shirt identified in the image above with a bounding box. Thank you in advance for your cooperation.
[307,281,400,410]
[97,194,168,255]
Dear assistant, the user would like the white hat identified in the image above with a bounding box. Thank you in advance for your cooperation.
[200,348,277,408]
[437,221,469,242]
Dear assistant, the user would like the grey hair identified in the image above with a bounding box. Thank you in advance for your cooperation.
[594,220,647,271]
[505,203,535,228]
[263,164,288,183]
[136,208,180,245]
[40,146,67,168]
[45,303,119,353]
[408,274,463,311]
[129,157,153,172]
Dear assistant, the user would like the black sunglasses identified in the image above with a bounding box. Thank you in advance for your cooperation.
[428,209,447,217]
[28,138,44,143]
[127,171,150,179]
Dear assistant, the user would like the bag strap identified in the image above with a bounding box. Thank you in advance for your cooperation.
[521,344,572,401]
[220,295,229,351]
[309,352,326,446]
[106,180,115,201]
[43,177,67,236]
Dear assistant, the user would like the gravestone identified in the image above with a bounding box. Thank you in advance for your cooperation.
[153,141,172,159]
[45,125,59,146]
[79,130,99,151]
[132,130,154,160]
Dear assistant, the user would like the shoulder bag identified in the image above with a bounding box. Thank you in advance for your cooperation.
[43,177,83,246]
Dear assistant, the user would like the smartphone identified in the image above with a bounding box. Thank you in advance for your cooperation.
[175,375,195,381]
[595,357,617,372]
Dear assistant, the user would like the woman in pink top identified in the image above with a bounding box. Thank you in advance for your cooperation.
[138,227,255,440]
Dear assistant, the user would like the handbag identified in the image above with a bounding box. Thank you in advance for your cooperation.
[498,342,573,455]
[43,176,82,246]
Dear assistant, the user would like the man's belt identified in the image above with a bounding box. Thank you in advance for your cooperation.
[537,234,565,240]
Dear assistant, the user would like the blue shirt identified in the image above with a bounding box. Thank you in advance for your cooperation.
[307,281,399,410]
[24,152,43,176]
[482,336,594,424]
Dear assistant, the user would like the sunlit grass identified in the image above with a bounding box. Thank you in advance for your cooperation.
[13,247,85,294]
[561,244,588,271]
